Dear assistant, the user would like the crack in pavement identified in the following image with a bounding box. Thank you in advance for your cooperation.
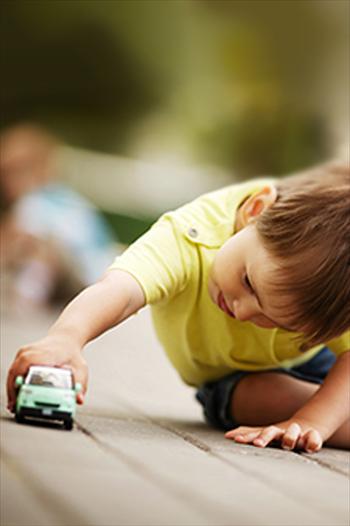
[300,453,350,477]
[79,394,349,524]
[76,404,345,526]
[75,419,234,525]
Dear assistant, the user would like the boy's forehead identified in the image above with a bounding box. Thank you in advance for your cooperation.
[248,235,280,278]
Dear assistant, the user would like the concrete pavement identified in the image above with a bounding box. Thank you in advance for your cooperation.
[1,307,349,526]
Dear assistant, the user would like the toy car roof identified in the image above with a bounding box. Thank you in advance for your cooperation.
[26,366,73,377]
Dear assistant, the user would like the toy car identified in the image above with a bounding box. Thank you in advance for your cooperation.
[15,365,81,430]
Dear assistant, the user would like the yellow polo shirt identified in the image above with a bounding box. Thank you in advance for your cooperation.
[110,179,350,387]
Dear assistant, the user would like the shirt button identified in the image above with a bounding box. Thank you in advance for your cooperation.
[188,227,198,238]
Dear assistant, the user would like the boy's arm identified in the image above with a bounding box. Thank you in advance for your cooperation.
[226,350,350,452]
[47,269,145,346]
[6,269,145,411]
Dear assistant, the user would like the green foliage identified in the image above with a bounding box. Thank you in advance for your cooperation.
[1,0,347,175]
[101,211,154,245]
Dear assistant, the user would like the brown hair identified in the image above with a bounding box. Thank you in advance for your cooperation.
[256,161,350,348]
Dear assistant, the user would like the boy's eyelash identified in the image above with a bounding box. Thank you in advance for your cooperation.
[244,274,253,291]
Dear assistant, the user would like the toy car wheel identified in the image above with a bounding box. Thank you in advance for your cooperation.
[15,411,25,424]
[64,418,73,431]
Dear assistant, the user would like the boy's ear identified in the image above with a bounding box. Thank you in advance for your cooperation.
[237,185,278,228]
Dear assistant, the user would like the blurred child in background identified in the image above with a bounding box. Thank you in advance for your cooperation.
[0,124,117,311]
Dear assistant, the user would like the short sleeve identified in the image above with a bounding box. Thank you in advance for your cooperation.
[108,214,193,304]
[326,331,350,357]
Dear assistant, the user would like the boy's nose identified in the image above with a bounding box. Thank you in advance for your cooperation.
[233,300,256,322]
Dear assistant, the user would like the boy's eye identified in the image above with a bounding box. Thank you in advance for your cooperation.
[244,274,253,291]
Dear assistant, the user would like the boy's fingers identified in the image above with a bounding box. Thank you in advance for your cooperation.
[232,431,261,443]
[253,426,284,447]
[70,357,88,404]
[62,365,86,404]
[226,423,322,452]
[6,369,16,412]
[281,422,302,450]
[72,360,88,392]
[6,350,55,411]
[7,357,31,412]
[7,349,88,412]
[303,429,322,453]
[225,426,259,441]
[296,437,305,449]
[225,426,257,438]
[76,393,85,405]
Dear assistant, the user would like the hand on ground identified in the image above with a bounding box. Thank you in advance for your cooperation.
[225,420,323,453]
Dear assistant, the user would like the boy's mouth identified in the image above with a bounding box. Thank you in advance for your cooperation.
[217,291,235,318]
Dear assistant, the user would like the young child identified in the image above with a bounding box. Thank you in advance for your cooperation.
[0,124,116,309]
[7,161,350,454]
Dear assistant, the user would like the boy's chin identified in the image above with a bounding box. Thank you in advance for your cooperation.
[251,319,277,329]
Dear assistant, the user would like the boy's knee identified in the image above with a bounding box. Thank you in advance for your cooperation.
[234,371,289,397]
[233,372,286,408]
[231,371,319,426]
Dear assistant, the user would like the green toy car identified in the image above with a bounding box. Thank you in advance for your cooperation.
[15,365,81,430]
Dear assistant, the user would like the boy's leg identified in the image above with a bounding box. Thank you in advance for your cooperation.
[231,372,350,449]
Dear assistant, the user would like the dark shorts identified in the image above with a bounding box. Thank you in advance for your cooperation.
[195,347,336,432]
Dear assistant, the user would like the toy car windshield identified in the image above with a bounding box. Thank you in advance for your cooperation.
[25,367,73,390]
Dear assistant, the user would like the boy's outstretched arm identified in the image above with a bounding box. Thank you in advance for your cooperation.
[6,270,145,412]
[226,350,350,452]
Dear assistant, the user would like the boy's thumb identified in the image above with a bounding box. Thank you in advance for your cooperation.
[71,361,88,404]
[76,392,85,405]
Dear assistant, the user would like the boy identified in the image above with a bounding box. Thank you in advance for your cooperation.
[7,161,350,453]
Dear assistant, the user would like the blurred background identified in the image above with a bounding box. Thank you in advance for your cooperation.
[1,0,349,309]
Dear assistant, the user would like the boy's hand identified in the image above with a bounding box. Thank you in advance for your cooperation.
[225,419,326,453]
[6,335,88,413]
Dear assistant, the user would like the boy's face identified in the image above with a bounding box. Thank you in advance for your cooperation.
[208,224,294,331]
